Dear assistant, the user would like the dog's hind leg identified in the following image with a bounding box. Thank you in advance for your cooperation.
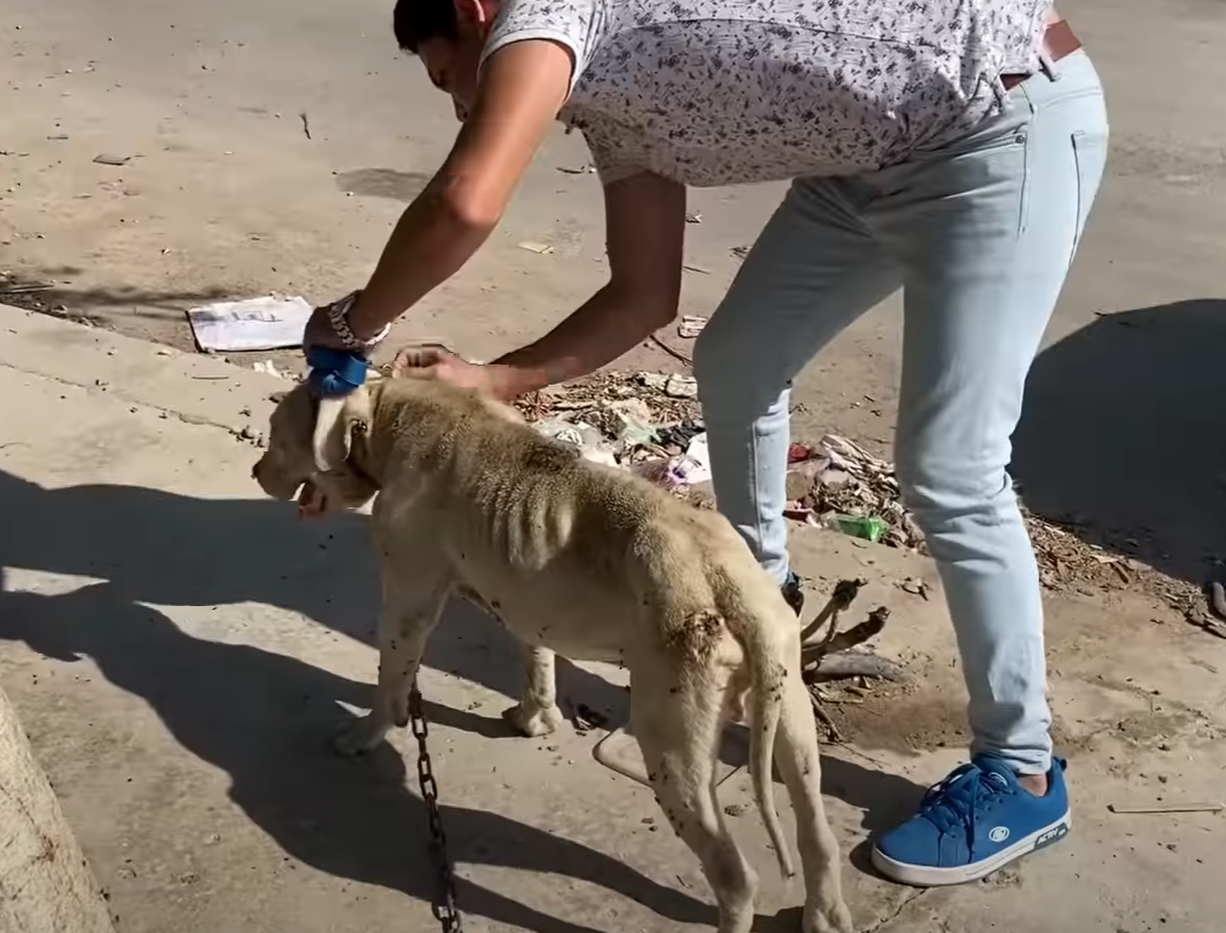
[631,660,757,933]
[503,645,564,737]
[773,641,853,933]
[335,578,450,756]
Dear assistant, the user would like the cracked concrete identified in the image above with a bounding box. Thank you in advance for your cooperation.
[3,0,1226,927]
[2,304,1225,932]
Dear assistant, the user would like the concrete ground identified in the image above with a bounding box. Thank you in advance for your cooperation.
[3,0,1225,583]
[3,307,1225,933]
[3,0,1226,929]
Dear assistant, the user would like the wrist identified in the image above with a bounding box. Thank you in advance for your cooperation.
[320,291,390,354]
[488,362,549,400]
[347,291,397,343]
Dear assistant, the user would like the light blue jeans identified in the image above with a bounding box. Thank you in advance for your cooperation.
[693,51,1108,775]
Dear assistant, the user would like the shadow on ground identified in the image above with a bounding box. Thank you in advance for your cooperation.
[1013,299,1226,585]
[0,470,919,929]
[0,581,708,933]
[0,470,626,726]
[0,275,233,332]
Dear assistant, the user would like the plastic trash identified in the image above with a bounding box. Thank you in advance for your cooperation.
[823,513,888,543]
[664,373,699,399]
[608,398,658,449]
[677,315,708,338]
[656,419,704,449]
[532,418,618,468]
[632,431,712,489]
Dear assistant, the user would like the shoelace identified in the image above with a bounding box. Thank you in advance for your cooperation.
[918,763,1014,847]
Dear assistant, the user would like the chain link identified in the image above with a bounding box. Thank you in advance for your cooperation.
[409,682,463,933]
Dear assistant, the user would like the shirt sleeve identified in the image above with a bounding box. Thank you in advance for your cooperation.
[576,110,651,186]
[480,0,601,95]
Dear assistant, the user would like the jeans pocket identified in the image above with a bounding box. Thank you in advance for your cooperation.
[1070,127,1108,263]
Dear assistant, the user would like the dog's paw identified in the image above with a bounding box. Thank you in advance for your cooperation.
[333,715,390,756]
[502,702,564,737]
[803,901,855,933]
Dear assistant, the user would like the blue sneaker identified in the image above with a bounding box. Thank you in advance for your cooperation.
[871,755,1071,886]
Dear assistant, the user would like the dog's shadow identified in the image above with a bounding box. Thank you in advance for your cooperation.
[0,582,712,933]
[0,471,922,928]
[0,469,632,729]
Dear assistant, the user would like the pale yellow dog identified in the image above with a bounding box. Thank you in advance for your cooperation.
[251,373,853,933]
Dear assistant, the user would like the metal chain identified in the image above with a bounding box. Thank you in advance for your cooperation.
[409,682,463,933]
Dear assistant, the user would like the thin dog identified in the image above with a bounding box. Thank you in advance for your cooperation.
[252,374,853,933]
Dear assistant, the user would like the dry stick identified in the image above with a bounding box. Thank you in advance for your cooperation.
[808,688,843,743]
[823,607,889,655]
[0,283,53,295]
[803,607,909,682]
[799,578,866,646]
[809,651,911,683]
[1108,802,1224,815]
[648,334,692,366]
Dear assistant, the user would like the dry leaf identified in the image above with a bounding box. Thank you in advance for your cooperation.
[517,241,555,255]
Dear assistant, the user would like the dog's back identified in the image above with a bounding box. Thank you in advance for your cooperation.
[368,378,787,640]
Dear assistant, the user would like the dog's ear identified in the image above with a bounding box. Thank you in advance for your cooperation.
[311,388,372,472]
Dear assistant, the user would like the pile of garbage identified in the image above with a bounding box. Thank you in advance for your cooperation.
[781,435,925,549]
[506,369,1213,625]
[516,371,927,549]
[515,370,712,491]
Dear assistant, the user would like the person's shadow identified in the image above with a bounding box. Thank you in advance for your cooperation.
[0,469,630,727]
[0,581,715,933]
[1012,299,1226,585]
[0,468,925,926]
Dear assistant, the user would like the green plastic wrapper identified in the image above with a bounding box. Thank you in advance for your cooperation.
[828,513,888,543]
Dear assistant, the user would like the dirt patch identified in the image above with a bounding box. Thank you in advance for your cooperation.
[820,683,968,755]
[1059,696,1221,755]
[334,169,432,201]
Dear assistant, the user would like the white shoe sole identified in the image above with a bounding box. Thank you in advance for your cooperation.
[871,811,1071,887]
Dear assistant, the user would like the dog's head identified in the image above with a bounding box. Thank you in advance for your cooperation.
[251,382,379,517]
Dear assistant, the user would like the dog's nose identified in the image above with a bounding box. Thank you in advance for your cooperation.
[251,463,261,481]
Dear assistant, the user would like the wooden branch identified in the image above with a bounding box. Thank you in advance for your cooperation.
[801,606,911,683]
[808,687,843,742]
[823,606,888,654]
[805,651,912,684]
[799,578,866,645]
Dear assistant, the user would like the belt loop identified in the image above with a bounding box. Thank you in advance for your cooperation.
[1039,49,1059,81]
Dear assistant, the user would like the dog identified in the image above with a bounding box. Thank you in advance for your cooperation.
[252,373,853,933]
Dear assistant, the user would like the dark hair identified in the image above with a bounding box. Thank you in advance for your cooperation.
[393,0,459,53]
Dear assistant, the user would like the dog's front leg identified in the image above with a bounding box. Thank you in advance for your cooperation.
[335,584,449,756]
[502,645,564,737]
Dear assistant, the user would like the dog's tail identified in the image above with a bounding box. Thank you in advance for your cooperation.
[738,613,796,879]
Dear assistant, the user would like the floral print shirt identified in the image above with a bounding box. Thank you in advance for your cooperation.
[482,0,1051,186]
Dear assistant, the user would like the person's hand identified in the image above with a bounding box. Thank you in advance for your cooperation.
[391,345,520,400]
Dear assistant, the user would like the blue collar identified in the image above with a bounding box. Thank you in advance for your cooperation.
[305,346,369,397]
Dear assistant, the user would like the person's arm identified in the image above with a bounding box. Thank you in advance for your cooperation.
[342,39,573,339]
[491,171,686,395]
